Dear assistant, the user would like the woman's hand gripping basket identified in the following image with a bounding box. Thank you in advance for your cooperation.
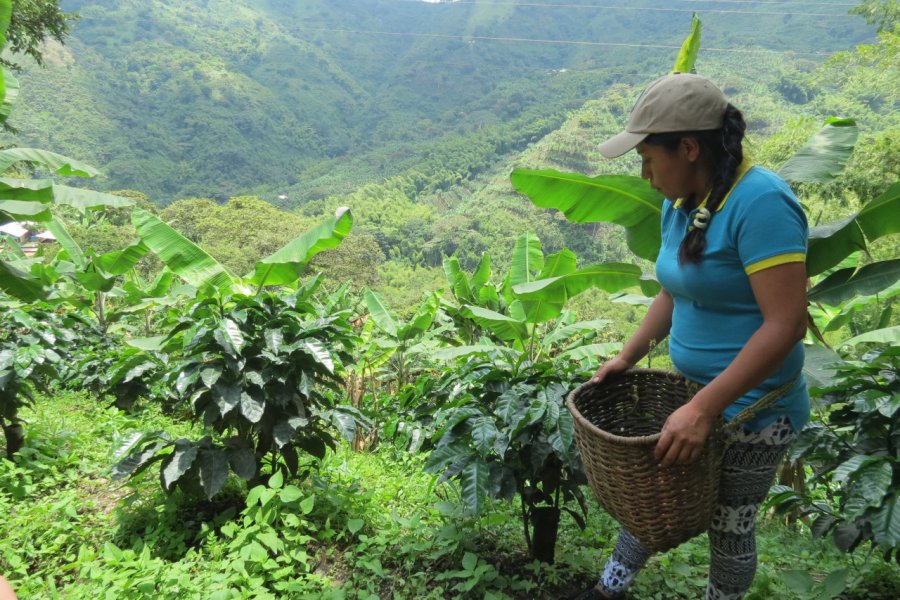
[565,368,725,553]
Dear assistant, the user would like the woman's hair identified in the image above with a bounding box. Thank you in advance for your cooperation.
[644,103,746,265]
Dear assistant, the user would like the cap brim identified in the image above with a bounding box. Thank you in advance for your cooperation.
[597,130,647,158]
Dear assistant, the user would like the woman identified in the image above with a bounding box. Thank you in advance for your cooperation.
[576,73,810,599]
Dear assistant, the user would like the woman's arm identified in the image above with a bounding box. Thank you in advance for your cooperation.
[654,262,807,466]
[593,289,674,383]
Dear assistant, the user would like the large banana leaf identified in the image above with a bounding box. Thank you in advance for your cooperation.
[856,181,900,242]
[0,259,44,301]
[0,67,17,125]
[46,218,86,269]
[778,118,858,184]
[672,14,701,74]
[0,177,53,221]
[94,239,151,275]
[510,170,664,261]
[509,231,543,286]
[247,207,352,288]
[398,292,439,342]
[806,182,900,276]
[538,249,577,279]
[364,289,398,337]
[0,148,100,178]
[52,184,133,210]
[0,0,9,111]
[470,253,491,291]
[132,208,235,294]
[843,325,900,347]
[460,305,528,343]
[443,254,473,304]
[512,263,647,323]
[808,259,900,306]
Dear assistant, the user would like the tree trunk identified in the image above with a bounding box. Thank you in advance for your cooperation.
[1,419,25,459]
[530,506,561,564]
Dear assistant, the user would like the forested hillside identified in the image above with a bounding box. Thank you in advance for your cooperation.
[10,0,876,203]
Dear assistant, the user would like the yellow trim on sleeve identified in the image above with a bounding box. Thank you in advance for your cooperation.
[745,253,806,275]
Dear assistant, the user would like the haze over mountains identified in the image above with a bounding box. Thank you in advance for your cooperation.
[9,0,877,205]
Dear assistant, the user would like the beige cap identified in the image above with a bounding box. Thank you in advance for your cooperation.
[598,72,728,158]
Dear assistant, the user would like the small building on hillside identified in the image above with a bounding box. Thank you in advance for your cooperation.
[0,221,57,256]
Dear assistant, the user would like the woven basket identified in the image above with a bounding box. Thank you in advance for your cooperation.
[566,368,725,553]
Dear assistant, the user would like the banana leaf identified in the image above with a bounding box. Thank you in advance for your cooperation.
[0,67,17,124]
[509,231,543,287]
[510,170,664,261]
[460,305,528,343]
[52,184,134,210]
[672,14,701,74]
[807,182,900,276]
[0,148,100,178]
[248,207,352,288]
[132,208,235,294]
[0,259,45,301]
[364,288,398,338]
[843,326,900,347]
[808,259,900,306]
[778,118,858,184]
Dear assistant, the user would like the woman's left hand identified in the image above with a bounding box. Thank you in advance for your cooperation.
[654,401,716,467]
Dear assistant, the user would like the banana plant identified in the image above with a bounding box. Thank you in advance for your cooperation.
[129,206,353,298]
[363,288,440,388]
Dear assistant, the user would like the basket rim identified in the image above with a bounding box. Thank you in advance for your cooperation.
[565,368,691,447]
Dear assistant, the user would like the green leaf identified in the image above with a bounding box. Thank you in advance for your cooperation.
[240,391,265,423]
[819,569,848,600]
[94,240,151,276]
[132,208,235,293]
[398,292,439,341]
[0,67,16,124]
[460,459,489,514]
[300,340,334,373]
[198,449,228,500]
[470,253,492,291]
[509,232,543,287]
[432,344,519,362]
[162,446,198,491]
[802,345,845,391]
[213,382,240,417]
[510,170,664,261]
[0,259,45,301]
[443,254,473,303]
[364,288,398,337]
[460,305,527,343]
[672,14,701,74]
[51,185,134,210]
[279,485,303,503]
[807,214,867,277]
[347,518,364,534]
[778,118,858,184]
[781,570,814,593]
[857,461,892,504]
[856,181,900,242]
[513,263,645,323]
[538,249,577,279]
[870,495,900,548]
[471,416,499,456]
[248,206,352,288]
[425,442,471,473]
[808,259,900,306]
[833,455,874,485]
[220,319,245,355]
[45,218,86,269]
[843,325,900,347]
[228,447,257,480]
[543,319,610,347]
[0,148,100,178]
[0,199,50,220]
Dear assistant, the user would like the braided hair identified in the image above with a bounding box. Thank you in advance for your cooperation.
[644,104,747,265]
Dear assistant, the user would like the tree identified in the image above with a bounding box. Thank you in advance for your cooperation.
[4,0,74,70]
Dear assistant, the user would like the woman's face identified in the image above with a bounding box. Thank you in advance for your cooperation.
[636,139,705,201]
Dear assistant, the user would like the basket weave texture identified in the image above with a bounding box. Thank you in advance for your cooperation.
[566,368,725,553]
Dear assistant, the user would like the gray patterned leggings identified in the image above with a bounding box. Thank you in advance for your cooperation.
[597,416,796,600]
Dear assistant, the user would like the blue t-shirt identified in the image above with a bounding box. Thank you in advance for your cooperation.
[656,165,810,432]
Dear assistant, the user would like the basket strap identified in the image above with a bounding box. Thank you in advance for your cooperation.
[723,376,802,432]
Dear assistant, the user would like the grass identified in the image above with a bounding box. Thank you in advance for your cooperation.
[1,389,898,599]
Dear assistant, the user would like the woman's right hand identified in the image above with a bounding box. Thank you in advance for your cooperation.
[591,356,632,384]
